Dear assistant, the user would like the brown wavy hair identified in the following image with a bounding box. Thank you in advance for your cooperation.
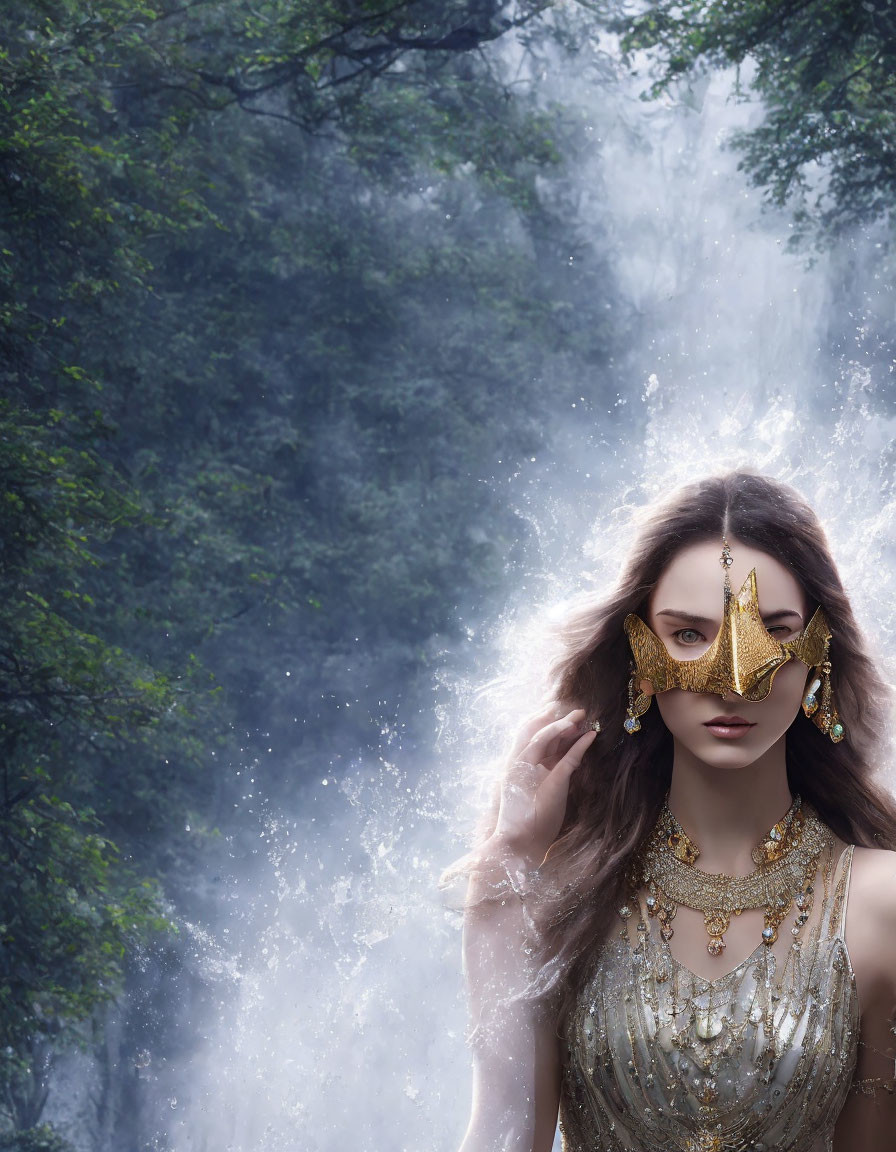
[531,470,896,1026]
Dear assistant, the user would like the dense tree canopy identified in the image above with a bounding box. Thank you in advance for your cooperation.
[1,2,621,1144]
[607,0,896,240]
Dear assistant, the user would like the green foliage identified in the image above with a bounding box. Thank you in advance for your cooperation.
[1,3,216,404]
[0,0,625,1139]
[0,403,203,771]
[0,1125,74,1152]
[0,782,168,1055]
[607,0,896,239]
[0,402,183,1128]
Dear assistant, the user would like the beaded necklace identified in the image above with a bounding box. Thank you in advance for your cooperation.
[629,796,834,956]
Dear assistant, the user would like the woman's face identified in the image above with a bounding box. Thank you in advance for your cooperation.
[646,538,810,771]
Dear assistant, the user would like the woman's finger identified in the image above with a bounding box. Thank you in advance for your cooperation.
[535,729,596,808]
[519,708,586,766]
[507,703,566,758]
[554,728,597,779]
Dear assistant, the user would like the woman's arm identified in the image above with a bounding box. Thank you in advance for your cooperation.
[834,848,896,1151]
[453,708,596,1152]
[457,850,561,1152]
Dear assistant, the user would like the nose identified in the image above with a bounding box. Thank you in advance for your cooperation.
[718,689,741,704]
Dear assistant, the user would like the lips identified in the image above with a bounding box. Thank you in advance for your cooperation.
[704,715,756,739]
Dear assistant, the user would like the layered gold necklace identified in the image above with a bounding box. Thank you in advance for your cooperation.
[632,796,833,956]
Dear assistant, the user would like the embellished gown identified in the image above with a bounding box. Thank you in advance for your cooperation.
[558,843,858,1152]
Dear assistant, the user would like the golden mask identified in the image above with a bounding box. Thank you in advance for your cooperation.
[624,555,831,702]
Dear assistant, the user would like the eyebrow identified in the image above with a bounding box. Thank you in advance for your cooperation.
[654,608,804,626]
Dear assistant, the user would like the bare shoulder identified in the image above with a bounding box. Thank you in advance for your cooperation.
[849,846,896,919]
[845,846,896,999]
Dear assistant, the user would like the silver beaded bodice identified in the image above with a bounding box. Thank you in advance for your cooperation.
[559,843,858,1152]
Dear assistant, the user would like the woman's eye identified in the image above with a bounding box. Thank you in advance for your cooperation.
[674,628,704,645]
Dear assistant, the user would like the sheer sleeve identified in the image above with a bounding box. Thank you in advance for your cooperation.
[444,850,562,1152]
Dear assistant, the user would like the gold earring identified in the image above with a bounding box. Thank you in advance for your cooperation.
[623,671,652,734]
[802,639,845,743]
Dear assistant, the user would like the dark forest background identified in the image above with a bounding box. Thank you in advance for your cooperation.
[2,1,894,1148]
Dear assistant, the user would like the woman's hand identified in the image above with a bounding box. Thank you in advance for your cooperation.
[487,706,596,869]
[458,706,592,1152]
[458,706,590,1152]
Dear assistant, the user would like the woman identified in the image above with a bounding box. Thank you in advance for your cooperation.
[451,471,896,1152]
